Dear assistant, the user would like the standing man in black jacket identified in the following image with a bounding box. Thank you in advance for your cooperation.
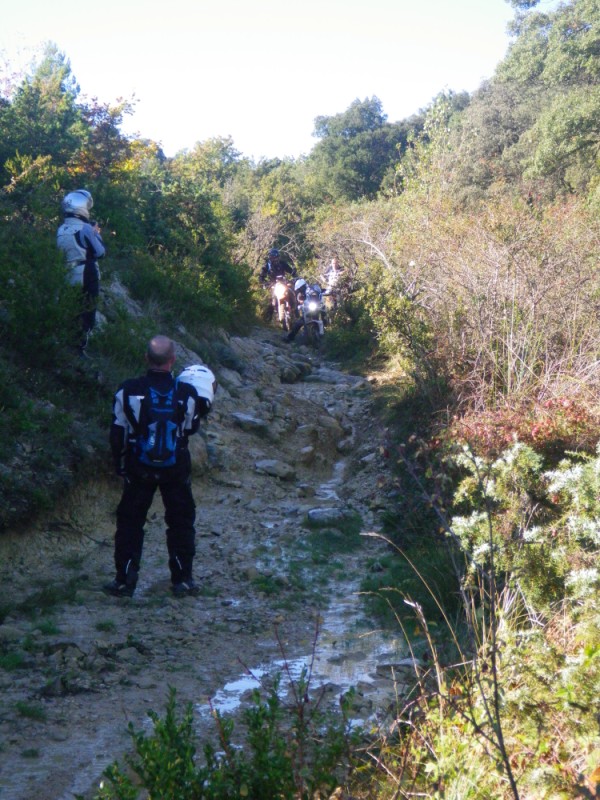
[104,335,212,598]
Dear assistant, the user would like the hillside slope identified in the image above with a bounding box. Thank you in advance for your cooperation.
[0,325,398,800]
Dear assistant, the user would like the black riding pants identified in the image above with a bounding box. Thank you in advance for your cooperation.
[114,474,196,586]
[81,262,100,337]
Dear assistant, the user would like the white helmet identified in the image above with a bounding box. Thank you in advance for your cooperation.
[61,189,93,220]
[177,364,216,403]
[294,278,307,292]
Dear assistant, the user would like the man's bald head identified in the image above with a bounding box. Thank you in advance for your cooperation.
[146,335,176,369]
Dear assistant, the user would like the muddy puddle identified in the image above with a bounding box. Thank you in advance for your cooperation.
[202,463,411,728]
[203,586,409,725]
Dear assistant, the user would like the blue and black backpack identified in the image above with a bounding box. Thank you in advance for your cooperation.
[136,381,183,468]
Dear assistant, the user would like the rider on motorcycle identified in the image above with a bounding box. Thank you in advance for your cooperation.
[259,248,296,284]
[292,278,308,310]
[284,280,327,343]
[260,249,297,322]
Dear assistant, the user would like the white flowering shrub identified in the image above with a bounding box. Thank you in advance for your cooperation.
[545,444,600,548]
[449,441,600,608]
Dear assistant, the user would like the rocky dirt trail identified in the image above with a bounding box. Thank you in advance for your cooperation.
[0,326,406,800]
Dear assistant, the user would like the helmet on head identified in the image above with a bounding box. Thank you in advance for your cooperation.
[268,248,280,258]
[294,278,307,292]
[62,189,93,220]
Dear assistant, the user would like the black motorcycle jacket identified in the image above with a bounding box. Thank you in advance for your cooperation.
[110,369,210,478]
[259,258,296,283]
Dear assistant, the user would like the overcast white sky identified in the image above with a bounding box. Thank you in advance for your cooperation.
[0,0,559,161]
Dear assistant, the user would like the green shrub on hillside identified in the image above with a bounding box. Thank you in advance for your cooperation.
[361,541,464,630]
[0,218,81,365]
[116,252,253,332]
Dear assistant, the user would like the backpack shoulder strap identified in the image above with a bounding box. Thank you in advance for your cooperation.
[119,378,146,434]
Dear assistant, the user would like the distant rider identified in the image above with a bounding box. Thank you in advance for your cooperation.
[259,248,297,321]
[259,248,296,284]
[322,256,342,289]
[321,256,343,310]
[56,189,105,356]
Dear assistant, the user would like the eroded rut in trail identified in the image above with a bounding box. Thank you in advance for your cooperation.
[0,327,408,800]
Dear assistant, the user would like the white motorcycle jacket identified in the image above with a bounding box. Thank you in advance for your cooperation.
[56,216,105,287]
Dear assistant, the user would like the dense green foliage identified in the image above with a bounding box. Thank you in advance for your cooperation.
[2,0,600,796]
[307,96,423,201]
[95,680,358,800]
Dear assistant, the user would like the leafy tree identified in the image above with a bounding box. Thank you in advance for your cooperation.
[448,80,543,199]
[313,96,388,139]
[170,137,254,236]
[543,0,600,85]
[446,0,600,199]
[77,98,137,177]
[502,0,600,86]
[307,96,417,201]
[500,9,553,82]
[527,85,600,190]
[506,0,540,8]
[171,136,244,188]
[225,156,321,273]
[390,93,466,201]
[0,44,85,172]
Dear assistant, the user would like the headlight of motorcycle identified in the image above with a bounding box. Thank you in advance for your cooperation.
[308,301,319,312]
[274,284,287,300]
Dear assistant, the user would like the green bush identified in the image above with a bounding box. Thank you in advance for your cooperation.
[322,316,374,364]
[116,252,253,333]
[92,305,159,375]
[0,651,26,670]
[95,678,359,800]
[0,218,81,365]
[15,701,47,721]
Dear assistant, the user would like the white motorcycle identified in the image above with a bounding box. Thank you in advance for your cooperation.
[301,285,325,348]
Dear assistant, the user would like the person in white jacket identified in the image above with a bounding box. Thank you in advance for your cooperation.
[56,189,105,355]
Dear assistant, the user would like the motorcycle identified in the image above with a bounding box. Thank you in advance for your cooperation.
[301,285,325,348]
[271,278,296,331]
